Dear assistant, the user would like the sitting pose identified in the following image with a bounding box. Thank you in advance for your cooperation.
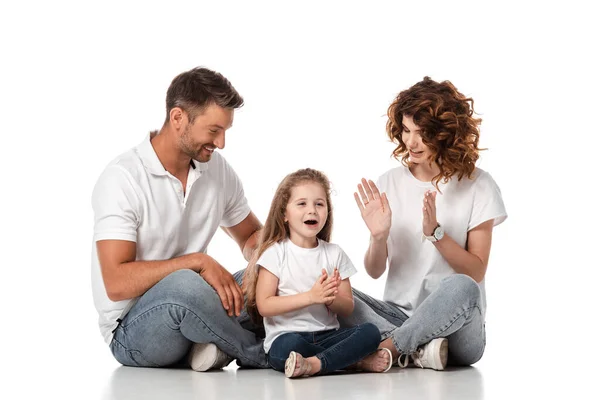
[345,76,507,370]
[244,168,392,378]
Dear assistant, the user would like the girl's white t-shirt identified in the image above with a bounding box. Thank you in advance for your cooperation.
[378,166,507,317]
[256,238,357,352]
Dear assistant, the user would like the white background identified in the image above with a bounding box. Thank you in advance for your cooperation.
[1,0,598,398]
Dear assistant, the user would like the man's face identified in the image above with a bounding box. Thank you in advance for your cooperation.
[179,103,234,162]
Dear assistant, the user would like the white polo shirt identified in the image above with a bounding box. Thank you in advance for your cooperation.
[91,133,251,344]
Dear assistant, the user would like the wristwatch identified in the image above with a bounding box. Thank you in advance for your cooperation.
[422,224,444,242]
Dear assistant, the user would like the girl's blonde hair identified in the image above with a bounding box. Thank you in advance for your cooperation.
[243,168,333,324]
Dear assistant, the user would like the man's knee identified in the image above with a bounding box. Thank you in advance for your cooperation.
[158,269,220,310]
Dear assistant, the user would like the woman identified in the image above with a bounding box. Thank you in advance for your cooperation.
[345,76,507,370]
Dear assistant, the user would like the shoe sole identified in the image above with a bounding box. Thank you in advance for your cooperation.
[284,351,298,378]
[431,338,448,371]
[188,343,218,372]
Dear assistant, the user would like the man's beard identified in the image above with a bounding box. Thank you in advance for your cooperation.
[179,126,209,162]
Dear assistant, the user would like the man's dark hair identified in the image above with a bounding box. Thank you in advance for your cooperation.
[165,67,244,123]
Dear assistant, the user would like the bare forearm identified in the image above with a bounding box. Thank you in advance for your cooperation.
[364,236,388,279]
[257,292,312,317]
[433,236,486,282]
[242,229,261,262]
[326,294,354,317]
[104,253,203,301]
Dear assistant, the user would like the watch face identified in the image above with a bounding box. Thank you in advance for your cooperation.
[434,226,443,240]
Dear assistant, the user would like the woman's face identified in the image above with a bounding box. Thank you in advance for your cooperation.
[401,115,432,164]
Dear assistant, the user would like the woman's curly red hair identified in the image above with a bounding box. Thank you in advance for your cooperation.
[386,76,483,190]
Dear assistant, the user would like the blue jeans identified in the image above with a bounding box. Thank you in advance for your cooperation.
[109,269,268,368]
[339,274,486,366]
[267,323,381,375]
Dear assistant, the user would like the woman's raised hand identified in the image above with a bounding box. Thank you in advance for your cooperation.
[354,178,391,241]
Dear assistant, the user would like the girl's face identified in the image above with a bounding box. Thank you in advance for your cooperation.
[401,115,433,164]
[284,182,328,248]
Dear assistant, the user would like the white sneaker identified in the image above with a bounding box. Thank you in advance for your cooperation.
[398,338,448,371]
[188,343,233,372]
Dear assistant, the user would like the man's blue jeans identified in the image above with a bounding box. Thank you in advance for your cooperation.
[267,323,381,374]
[109,269,268,368]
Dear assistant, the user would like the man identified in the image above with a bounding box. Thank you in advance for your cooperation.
[91,67,267,370]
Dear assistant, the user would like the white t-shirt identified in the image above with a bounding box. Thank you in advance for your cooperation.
[256,238,357,352]
[378,166,507,317]
[91,133,251,344]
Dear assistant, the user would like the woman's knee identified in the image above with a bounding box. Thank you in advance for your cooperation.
[450,343,485,366]
[441,274,481,302]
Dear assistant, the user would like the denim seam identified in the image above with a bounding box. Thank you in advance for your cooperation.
[111,330,160,367]
[122,303,263,367]
[129,350,161,367]
[427,304,481,341]
[354,292,405,320]
[395,303,481,355]
[315,353,327,375]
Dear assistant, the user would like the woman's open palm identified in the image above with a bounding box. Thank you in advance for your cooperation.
[354,178,392,241]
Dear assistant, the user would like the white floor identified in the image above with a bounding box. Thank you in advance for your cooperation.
[6,338,596,399]
[101,364,485,400]
[91,359,593,400]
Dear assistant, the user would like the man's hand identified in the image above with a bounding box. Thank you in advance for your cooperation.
[198,255,243,317]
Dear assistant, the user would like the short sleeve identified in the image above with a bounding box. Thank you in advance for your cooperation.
[468,171,508,231]
[220,157,251,228]
[256,244,282,279]
[92,166,141,243]
[334,245,357,280]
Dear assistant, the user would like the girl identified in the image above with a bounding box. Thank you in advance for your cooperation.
[243,168,392,378]
[346,77,507,370]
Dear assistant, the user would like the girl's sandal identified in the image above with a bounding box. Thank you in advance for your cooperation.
[284,351,312,378]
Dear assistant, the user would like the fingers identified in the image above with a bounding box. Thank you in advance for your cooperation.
[223,284,235,316]
[361,178,375,201]
[423,190,437,219]
[353,192,365,212]
[323,285,338,297]
[422,193,431,222]
[357,181,369,205]
[318,272,327,284]
[231,282,244,316]
[215,285,230,312]
[367,179,381,201]
[382,192,391,213]
[430,191,437,214]
[324,278,338,290]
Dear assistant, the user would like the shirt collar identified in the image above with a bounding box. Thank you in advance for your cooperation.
[137,132,209,176]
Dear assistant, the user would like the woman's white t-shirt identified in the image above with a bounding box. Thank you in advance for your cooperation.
[256,238,357,352]
[378,166,507,317]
